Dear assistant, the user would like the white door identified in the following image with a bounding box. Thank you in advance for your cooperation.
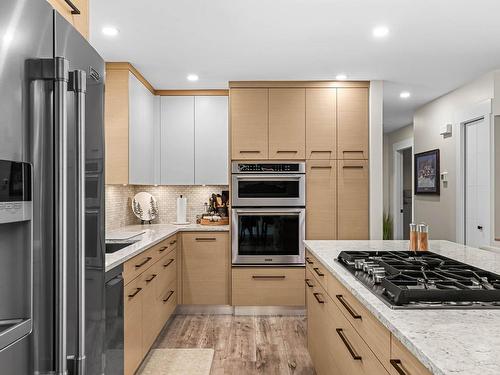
[160,96,195,184]
[465,117,490,248]
[194,96,228,185]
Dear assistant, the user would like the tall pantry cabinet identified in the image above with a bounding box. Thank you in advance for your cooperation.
[229,82,370,240]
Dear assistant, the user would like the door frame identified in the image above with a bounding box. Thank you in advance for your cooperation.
[454,99,493,245]
[392,138,414,240]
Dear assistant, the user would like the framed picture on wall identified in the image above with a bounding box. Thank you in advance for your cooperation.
[414,149,440,195]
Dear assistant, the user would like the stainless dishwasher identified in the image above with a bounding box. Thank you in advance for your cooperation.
[105,265,124,375]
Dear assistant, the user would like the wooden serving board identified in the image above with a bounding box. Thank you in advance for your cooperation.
[200,217,229,226]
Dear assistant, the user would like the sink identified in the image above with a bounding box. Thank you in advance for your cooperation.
[105,241,137,254]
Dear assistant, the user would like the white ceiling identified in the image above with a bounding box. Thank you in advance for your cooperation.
[90,0,500,133]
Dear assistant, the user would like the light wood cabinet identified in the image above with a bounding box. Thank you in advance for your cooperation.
[306,160,337,240]
[232,267,305,306]
[306,88,336,159]
[389,336,432,375]
[306,252,433,375]
[230,88,269,159]
[47,0,89,39]
[181,232,230,305]
[194,96,229,185]
[269,88,306,159]
[337,88,369,160]
[123,234,178,375]
[160,96,195,184]
[338,160,369,239]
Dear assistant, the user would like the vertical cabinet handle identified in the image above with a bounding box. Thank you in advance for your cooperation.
[390,359,409,375]
[336,329,362,361]
[336,295,362,320]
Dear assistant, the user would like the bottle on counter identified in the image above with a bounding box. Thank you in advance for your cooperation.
[409,223,418,251]
[417,223,429,251]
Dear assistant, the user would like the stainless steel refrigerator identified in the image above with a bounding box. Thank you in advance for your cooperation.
[0,0,106,374]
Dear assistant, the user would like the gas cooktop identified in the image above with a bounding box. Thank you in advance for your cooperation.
[336,250,500,309]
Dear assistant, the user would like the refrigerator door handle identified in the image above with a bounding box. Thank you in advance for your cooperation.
[54,57,70,375]
[68,69,87,375]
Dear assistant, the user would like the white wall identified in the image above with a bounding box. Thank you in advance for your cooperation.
[370,81,384,240]
[414,71,498,241]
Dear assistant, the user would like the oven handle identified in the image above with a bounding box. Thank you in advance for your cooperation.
[233,208,305,215]
[234,175,303,180]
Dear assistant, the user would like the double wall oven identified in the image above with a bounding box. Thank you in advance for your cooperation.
[231,162,305,265]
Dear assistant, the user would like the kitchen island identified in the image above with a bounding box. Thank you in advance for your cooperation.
[304,240,500,375]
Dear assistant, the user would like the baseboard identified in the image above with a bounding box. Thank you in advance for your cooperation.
[175,304,234,315]
[234,306,306,316]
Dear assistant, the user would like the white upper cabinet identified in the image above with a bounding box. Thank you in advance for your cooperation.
[160,96,195,185]
[128,73,160,185]
[194,96,228,185]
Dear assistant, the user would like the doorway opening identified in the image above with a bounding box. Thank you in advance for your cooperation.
[392,138,413,240]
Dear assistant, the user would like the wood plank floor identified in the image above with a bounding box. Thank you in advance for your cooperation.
[154,314,316,375]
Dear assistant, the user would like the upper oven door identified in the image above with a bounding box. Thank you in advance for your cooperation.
[232,174,305,207]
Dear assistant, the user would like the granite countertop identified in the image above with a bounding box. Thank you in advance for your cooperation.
[105,224,229,272]
[303,240,500,375]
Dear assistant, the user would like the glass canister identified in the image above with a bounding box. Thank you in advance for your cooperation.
[417,223,429,251]
[409,223,418,251]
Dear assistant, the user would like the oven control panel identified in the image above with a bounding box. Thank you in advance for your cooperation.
[232,162,305,174]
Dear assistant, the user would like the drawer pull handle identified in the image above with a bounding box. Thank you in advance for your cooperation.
[240,150,261,153]
[305,279,314,288]
[162,290,174,303]
[336,295,362,320]
[135,257,152,269]
[342,165,364,169]
[128,288,142,299]
[313,292,325,304]
[277,150,298,153]
[163,259,175,268]
[313,267,324,277]
[343,150,363,153]
[64,0,81,14]
[311,150,332,153]
[252,275,286,280]
[145,274,157,283]
[195,237,216,241]
[336,328,362,361]
[170,240,177,245]
[305,257,314,264]
[158,246,168,253]
[390,359,409,375]
[311,166,333,169]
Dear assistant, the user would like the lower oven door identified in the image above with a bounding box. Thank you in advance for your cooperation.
[232,208,305,265]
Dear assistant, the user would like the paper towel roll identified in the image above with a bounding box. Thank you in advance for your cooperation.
[176,196,187,223]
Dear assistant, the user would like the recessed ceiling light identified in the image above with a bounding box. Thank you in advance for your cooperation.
[102,26,119,37]
[336,74,347,80]
[400,91,411,99]
[187,74,199,82]
[373,26,389,38]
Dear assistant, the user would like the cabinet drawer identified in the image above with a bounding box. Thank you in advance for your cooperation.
[139,269,161,355]
[124,278,143,375]
[389,336,432,375]
[305,251,328,293]
[123,237,172,285]
[232,267,305,306]
[156,250,177,299]
[327,272,391,366]
[325,293,389,375]
[159,279,177,323]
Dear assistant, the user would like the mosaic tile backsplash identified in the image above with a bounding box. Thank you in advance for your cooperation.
[105,184,228,232]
